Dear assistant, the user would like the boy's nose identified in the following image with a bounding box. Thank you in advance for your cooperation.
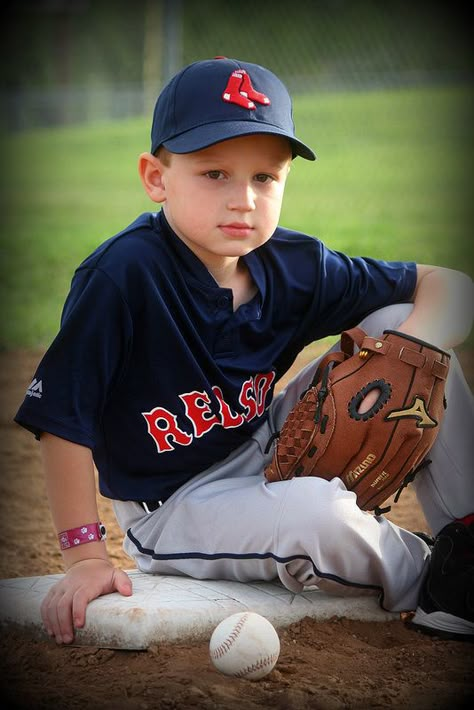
[227,182,256,211]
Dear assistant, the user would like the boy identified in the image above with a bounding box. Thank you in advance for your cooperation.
[15,58,474,646]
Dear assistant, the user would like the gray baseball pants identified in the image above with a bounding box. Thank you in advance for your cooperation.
[113,304,474,612]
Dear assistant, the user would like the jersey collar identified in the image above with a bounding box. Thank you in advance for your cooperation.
[156,210,266,308]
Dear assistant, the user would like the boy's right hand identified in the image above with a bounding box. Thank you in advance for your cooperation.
[41,558,133,644]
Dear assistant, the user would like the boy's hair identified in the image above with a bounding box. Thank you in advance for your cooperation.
[155,146,172,165]
[149,57,316,161]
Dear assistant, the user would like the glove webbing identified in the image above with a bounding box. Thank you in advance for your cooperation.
[264,361,334,456]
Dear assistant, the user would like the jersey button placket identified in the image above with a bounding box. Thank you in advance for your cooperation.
[216,295,231,309]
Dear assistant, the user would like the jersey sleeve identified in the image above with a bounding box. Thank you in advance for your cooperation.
[14,267,133,447]
[305,244,417,340]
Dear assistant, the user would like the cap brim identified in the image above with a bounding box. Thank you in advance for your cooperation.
[160,121,316,161]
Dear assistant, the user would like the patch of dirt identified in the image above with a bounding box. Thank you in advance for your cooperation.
[1,347,473,710]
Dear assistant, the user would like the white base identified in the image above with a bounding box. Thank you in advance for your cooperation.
[0,570,397,649]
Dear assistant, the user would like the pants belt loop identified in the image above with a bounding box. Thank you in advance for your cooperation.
[141,500,163,514]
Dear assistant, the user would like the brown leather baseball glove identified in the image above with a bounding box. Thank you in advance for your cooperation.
[264,329,450,513]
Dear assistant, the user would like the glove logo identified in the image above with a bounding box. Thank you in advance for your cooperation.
[385,395,437,428]
[346,453,377,485]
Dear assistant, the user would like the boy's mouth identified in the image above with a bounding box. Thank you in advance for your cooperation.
[220,223,253,238]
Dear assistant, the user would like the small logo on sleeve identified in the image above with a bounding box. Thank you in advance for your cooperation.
[26,378,43,399]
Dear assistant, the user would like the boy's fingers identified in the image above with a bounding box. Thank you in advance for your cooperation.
[114,569,133,596]
[41,589,74,644]
[71,569,132,629]
[55,592,76,643]
[40,565,132,643]
[71,587,92,630]
[41,589,62,639]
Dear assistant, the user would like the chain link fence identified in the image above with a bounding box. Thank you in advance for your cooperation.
[1,0,472,132]
[1,0,472,350]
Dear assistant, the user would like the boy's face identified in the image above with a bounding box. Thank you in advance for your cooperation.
[153,134,292,268]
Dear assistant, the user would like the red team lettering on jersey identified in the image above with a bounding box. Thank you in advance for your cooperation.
[142,371,275,453]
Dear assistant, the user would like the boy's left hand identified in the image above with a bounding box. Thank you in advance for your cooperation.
[40,558,133,644]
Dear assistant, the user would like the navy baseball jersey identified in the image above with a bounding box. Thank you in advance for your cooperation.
[15,211,416,503]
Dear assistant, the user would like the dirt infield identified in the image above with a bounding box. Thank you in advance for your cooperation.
[1,348,473,709]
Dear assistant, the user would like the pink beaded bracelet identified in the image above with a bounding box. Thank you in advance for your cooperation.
[58,522,107,550]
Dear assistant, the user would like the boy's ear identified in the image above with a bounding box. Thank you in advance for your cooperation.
[138,152,167,203]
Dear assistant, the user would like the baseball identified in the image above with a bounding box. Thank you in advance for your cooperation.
[209,612,280,680]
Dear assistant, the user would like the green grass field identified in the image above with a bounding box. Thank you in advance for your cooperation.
[1,84,472,348]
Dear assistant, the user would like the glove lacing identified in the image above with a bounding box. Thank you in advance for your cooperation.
[374,458,432,517]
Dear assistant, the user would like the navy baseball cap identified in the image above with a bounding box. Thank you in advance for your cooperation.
[150,57,316,161]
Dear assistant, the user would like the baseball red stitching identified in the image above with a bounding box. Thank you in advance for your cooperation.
[210,613,249,660]
[234,652,279,678]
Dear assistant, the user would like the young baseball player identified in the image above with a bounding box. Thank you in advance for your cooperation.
[15,58,474,646]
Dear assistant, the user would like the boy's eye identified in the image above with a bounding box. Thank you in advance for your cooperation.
[254,174,273,183]
[205,170,224,180]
